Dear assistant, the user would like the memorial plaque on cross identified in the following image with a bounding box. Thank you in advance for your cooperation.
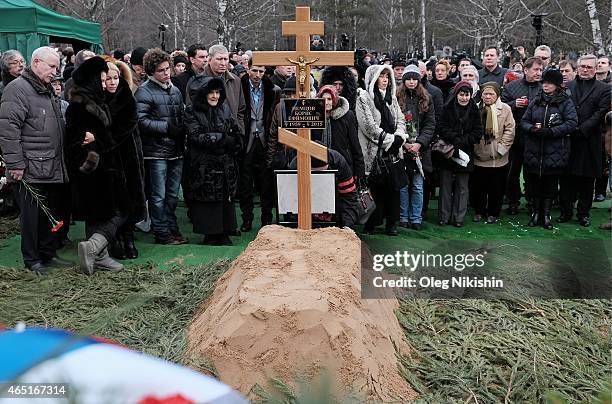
[252,6,354,230]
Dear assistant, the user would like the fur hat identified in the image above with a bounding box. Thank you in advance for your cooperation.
[191,76,226,110]
[402,64,421,81]
[541,68,563,87]
[130,47,147,66]
[480,81,501,97]
[320,66,357,110]
[453,80,474,98]
[173,55,188,66]
[316,85,339,108]
[71,56,109,87]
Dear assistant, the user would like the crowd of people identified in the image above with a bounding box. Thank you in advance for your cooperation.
[0,40,610,274]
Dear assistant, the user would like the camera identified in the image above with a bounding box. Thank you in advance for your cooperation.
[158,23,168,32]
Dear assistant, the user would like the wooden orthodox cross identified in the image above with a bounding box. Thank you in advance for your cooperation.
[252,6,354,230]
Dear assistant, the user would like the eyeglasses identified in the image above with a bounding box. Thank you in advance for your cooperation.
[9,59,25,66]
[539,56,550,60]
[579,65,596,70]
[37,59,58,70]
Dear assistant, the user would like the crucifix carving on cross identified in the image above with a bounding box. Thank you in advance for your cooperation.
[252,6,354,230]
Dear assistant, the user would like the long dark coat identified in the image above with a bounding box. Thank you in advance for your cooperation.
[397,88,436,173]
[65,60,135,222]
[106,76,147,222]
[566,78,611,177]
[312,96,366,178]
[520,90,578,176]
[183,77,242,204]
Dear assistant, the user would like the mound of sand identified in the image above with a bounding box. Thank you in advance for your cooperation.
[187,225,415,401]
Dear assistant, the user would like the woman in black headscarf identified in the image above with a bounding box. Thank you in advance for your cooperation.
[65,56,134,274]
[183,77,242,245]
[435,81,484,227]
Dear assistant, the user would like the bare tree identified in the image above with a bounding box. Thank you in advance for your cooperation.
[586,0,605,53]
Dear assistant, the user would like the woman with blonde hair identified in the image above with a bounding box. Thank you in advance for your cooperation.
[102,57,146,259]
[103,55,137,93]
[431,59,455,103]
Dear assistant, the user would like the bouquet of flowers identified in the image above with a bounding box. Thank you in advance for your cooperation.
[20,180,64,233]
[404,112,424,177]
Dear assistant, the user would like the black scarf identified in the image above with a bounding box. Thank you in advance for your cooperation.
[538,90,566,106]
[374,87,395,134]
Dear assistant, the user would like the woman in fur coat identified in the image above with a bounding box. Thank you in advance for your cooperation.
[103,59,147,259]
[184,77,242,246]
[356,64,408,235]
[65,57,136,274]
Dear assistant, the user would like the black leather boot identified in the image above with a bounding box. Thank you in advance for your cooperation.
[123,231,138,259]
[542,199,553,230]
[528,198,540,227]
[109,233,126,260]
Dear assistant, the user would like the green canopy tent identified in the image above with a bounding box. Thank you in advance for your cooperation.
[0,0,103,62]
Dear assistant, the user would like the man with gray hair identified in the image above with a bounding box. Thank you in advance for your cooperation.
[0,46,70,273]
[187,44,245,134]
[559,54,611,226]
[0,50,25,98]
[533,45,552,68]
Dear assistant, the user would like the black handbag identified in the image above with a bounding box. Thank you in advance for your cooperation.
[368,133,408,191]
[357,178,376,225]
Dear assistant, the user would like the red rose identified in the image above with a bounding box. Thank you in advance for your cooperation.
[405,114,413,121]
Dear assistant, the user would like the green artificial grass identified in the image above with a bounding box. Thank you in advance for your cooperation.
[0,198,609,269]
[0,261,227,375]
[0,198,610,403]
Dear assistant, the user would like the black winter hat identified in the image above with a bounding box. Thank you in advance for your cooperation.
[173,55,188,66]
[72,56,109,87]
[392,59,406,69]
[130,47,147,66]
[541,68,563,87]
[112,49,125,61]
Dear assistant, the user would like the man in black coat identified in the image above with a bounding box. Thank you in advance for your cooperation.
[501,56,544,214]
[135,48,187,245]
[171,44,208,102]
[238,61,281,232]
[478,46,507,87]
[558,54,611,227]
